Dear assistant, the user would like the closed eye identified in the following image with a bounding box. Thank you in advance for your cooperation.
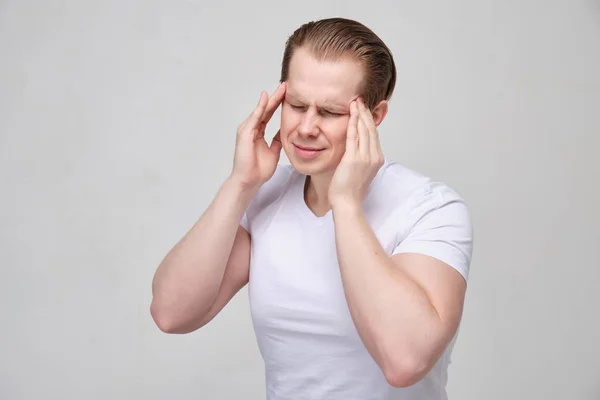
[288,103,307,111]
[320,109,344,117]
[286,101,343,116]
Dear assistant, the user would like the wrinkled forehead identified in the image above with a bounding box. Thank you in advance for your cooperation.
[286,48,364,106]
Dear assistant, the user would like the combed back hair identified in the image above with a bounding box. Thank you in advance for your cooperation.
[280,17,397,110]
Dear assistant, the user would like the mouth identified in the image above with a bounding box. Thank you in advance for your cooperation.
[294,144,324,151]
[293,143,325,159]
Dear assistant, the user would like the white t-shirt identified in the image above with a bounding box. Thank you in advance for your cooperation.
[240,158,473,400]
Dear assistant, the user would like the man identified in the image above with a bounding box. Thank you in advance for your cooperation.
[151,17,473,400]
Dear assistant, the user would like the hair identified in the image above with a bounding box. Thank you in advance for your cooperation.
[280,17,397,110]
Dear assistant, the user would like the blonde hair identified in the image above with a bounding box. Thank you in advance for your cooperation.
[280,17,397,110]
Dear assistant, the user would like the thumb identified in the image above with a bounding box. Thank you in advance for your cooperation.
[269,130,283,156]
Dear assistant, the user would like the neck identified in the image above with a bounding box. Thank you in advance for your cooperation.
[304,173,333,214]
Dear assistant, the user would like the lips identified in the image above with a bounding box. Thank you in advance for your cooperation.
[293,143,325,159]
[294,144,324,151]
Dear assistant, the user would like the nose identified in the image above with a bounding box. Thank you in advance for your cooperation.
[297,109,320,137]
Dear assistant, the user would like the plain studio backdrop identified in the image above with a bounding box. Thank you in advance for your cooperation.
[1,0,599,399]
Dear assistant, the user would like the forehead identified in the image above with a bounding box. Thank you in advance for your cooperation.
[286,47,363,106]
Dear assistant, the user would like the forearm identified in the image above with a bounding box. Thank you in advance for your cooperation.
[332,202,442,379]
[151,177,256,326]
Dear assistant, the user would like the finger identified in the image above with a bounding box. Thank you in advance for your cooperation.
[370,125,383,161]
[261,82,287,124]
[358,116,370,158]
[269,130,283,156]
[357,104,370,158]
[358,99,380,159]
[345,101,359,156]
[358,101,382,159]
[255,121,266,139]
[246,91,269,131]
[357,98,378,132]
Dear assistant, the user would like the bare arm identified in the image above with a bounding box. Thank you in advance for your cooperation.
[150,178,255,334]
[328,99,470,387]
[194,223,251,328]
[332,202,466,387]
[150,83,287,334]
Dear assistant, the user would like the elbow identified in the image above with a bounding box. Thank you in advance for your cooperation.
[382,355,429,388]
[150,299,196,334]
[150,300,178,333]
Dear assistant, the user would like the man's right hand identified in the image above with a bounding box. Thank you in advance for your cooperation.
[230,82,287,191]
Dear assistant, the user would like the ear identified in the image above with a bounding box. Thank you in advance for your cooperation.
[371,100,389,127]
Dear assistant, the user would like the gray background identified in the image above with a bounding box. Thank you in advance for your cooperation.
[1,0,599,399]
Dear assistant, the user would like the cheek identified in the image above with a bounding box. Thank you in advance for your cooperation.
[279,110,301,151]
[280,108,298,133]
[324,118,350,149]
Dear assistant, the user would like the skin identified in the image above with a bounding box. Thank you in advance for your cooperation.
[150,79,286,334]
[151,45,467,389]
[280,48,467,387]
[280,47,388,214]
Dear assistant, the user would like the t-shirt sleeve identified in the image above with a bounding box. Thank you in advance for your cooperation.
[240,210,250,232]
[391,184,474,282]
[237,164,293,235]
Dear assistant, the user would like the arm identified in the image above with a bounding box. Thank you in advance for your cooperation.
[328,98,471,387]
[150,83,286,334]
[332,201,467,387]
[150,178,255,334]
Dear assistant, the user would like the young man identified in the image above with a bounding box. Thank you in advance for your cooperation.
[151,17,473,400]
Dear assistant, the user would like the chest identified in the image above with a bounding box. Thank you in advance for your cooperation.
[248,213,349,327]
[247,201,399,341]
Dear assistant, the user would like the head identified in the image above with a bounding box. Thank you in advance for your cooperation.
[279,18,397,177]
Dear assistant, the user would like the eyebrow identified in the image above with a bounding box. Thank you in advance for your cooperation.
[285,93,348,113]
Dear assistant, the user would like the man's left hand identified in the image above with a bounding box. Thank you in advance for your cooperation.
[329,98,384,209]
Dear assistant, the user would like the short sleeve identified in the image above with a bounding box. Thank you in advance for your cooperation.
[392,185,474,282]
[236,164,294,235]
[240,211,250,232]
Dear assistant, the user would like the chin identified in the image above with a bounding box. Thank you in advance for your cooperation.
[288,161,319,176]
[286,152,337,177]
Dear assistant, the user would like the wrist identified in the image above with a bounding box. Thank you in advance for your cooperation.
[331,197,362,215]
[223,176,260,202]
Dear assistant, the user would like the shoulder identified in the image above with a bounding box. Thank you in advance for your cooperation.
[375,159,474,281]
[252,163,295,206]
[371,158,471,219]
[241,164,296,232]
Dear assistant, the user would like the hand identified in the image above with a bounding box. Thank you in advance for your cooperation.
[231,82,286,191]
[329,98,384,209]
